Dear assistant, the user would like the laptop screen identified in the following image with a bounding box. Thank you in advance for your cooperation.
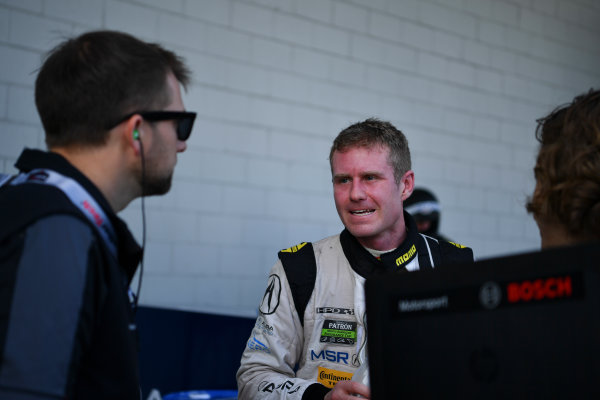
[365,243,600,399]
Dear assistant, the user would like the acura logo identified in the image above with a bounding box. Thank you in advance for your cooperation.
[259,274,281,315]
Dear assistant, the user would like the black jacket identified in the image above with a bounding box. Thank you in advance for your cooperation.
[0,149,142,399]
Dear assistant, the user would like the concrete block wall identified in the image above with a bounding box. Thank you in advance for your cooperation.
[1,0,599,316]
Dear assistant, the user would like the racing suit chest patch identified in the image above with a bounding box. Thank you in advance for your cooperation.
[320,319,357,345]
[317,366,353,388]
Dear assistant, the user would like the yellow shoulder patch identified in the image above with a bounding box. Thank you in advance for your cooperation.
[280,242,308,253]
[448,241,466,249]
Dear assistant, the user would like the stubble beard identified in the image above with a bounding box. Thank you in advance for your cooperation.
[141,169,173,196]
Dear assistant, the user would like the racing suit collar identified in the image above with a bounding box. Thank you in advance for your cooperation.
[340,211,421,278]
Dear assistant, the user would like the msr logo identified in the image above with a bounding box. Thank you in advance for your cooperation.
[310,349,349,364]
[507,276,572,303]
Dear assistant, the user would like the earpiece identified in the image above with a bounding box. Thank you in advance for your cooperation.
[133,130,140,140]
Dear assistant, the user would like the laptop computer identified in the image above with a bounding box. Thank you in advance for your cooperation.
[365,243,600,399]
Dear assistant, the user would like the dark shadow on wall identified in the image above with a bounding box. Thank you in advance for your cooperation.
[136,306,256,397]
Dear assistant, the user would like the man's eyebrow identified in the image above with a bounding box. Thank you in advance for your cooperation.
[332,171,383,180]
[361,170,382,176]
[332,173,355,182]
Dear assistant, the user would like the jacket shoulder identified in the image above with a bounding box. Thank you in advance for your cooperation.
[277,242,318,327]
[0,184,88,241]
[438,239,474,266]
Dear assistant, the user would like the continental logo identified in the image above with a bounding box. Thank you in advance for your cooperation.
[396,244,416,266]
[448,241,466,249]
[280,242,307,253]
[317,367,353,388]
[507,276,572,303]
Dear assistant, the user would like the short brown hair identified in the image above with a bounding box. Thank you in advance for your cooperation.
[35,30,191,148]
[526,88,600,240]
[329,118,411,184]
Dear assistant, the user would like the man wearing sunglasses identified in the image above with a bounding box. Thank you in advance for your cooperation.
[0,30,195,399]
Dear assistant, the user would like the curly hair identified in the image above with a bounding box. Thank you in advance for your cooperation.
[329,118,411,184]
[526,88,600,240]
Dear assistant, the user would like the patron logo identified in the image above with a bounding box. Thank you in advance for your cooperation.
[259,274,281,315]
[320,319,357,345]
[316,307,355,315]
[507,276,573,303]
[317,367,353,388]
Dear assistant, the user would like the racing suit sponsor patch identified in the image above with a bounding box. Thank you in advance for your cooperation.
[259,274,281,315]
[395,244,416,266]
[310,349,351,364]
[320,319,357,345]
[255,316,275,336]
[316,307,355,315]
[317,366,353,388]
[258,380,300,394]
[247,336,270,353]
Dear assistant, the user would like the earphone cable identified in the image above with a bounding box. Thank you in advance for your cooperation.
[133,137,146,314]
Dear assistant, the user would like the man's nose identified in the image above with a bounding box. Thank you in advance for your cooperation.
[349,181,366,201]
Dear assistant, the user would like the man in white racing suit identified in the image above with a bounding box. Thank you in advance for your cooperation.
[237,118,474,400]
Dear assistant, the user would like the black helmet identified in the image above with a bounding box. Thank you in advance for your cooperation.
[404,188,441,236]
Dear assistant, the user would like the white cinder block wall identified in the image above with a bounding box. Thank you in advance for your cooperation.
[1,0,599,316]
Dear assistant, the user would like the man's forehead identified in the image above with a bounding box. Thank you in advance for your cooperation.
[332,144,391,161]
[331,145,393,173]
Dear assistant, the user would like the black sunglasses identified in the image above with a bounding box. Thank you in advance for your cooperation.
[112,111,197,141]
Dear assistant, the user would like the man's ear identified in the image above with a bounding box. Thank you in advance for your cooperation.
[400,170,415,201]
[123,114,143,155]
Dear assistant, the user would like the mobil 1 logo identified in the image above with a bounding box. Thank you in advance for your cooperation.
[320,319,357,345]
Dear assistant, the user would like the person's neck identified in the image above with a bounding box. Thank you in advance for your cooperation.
[537,218,589,249]
[50,146,137,212]
[355,227,407,252]
[363,246,395,258]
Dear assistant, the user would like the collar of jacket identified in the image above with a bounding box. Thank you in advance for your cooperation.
[340,210,423,279]
[15,148,143,282]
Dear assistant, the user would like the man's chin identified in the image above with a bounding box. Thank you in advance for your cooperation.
[344,225,376,241]
[142,175,173,196]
